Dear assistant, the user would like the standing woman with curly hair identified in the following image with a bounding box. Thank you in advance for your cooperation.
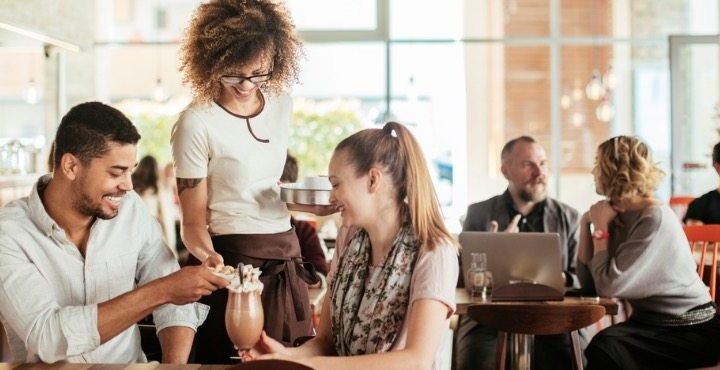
[577,136,720,370]
[171,0,336,363]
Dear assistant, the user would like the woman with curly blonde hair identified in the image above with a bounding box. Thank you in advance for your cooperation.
[578,136,720,370]
[171,0,336,363]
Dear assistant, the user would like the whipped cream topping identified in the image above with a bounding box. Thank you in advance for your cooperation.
[225,263,264,293]
[212,264,236,275]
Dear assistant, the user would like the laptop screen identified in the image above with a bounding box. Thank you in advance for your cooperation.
[459,231,565,296]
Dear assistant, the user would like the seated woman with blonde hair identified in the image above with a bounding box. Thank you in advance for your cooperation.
[578,136,720,370]
[244,122,459,370]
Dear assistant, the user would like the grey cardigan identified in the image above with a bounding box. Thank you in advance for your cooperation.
[462,190,580,288]
[578,204,712,317]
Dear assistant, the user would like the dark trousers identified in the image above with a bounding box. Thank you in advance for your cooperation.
[455,315,575,370]
[586,315,720,370]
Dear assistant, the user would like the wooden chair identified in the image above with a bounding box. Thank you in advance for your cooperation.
[466,303,606,370]
[683,225,720,302]
[670,196,695,221]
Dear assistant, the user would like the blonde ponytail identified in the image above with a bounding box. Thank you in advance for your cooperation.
[335,122,458,251]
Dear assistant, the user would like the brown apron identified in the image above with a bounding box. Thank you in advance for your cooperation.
[189,228,318,364]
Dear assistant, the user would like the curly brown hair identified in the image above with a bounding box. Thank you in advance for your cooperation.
[594,136,664,202]
[179,0,303,103]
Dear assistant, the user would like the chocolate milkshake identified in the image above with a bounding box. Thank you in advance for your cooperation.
[223,264,265,350]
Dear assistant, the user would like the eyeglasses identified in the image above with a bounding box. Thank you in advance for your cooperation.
[220,72,273,86]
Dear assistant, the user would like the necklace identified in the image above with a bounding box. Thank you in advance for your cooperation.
[215,90,269,143]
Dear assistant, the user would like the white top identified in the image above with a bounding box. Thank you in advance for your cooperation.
[0,175,209,363]
[171,94,293,235]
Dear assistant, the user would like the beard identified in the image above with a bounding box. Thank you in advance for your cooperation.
[73,191,118,220]
[518,182,547,203]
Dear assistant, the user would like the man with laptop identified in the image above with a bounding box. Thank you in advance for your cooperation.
[456,136,580,370]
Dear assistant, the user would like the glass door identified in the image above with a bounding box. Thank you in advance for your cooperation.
[670,35,720,196]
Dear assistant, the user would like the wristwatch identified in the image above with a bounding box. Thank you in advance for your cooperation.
[592,228,609,240]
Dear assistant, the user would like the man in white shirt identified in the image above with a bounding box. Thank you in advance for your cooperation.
[0,102,228,363]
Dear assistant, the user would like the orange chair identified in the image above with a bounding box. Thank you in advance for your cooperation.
[683,225,720,302]
[670,196,695,221]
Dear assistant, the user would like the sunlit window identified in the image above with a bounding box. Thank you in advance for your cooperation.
[89,0,720,224]
[286,0,377,31]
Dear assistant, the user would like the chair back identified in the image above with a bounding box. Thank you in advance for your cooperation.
[670,196,695,221]
[466,304,605,335]
[683,225,720,302]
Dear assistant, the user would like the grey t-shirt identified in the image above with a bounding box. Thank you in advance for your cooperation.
[578,204,711,317]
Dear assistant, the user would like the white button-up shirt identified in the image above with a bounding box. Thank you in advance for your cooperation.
[0,175,209,363]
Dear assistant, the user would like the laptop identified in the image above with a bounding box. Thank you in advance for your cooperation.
[459,231,565,301]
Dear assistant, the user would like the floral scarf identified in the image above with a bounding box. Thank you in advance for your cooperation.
[330,224,420,355]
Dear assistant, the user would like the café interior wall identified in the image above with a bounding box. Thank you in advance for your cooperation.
[0,0,96,159]
[0,0,94,48]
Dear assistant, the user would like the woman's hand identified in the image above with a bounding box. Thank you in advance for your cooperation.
[588,200,617,230]
[251,352,313,368]
[241,331,290,361]
[581,211,591,226]
[202,250,224,268]
[288,203,340,216]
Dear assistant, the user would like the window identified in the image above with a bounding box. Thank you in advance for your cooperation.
[91,0,720,222]
[287,0,378,31]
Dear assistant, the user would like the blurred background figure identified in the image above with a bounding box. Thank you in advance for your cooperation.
[684,142,720,225]
[162,162,179,202]
[132,155,177,256]
[281,152,329,277]
[46,141,55,172]
[161,162,186,261]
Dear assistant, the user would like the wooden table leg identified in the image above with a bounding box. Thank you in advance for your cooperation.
[509,333,533,370]
[496,331,507,370]
[570,330,584,370]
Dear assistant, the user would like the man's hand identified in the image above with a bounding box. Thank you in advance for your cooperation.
[159,263,228,305]
[489,214,522,233]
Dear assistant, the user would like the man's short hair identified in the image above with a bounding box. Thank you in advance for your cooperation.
[281,152,298,183]
[713,142,720,164]
[54,102,140,169]
[501,136,537,164]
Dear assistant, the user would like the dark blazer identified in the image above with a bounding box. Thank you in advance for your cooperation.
[461,190,580,288]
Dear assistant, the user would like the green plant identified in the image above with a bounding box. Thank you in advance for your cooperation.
[130,112,176,167]
[289,99,363,177]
